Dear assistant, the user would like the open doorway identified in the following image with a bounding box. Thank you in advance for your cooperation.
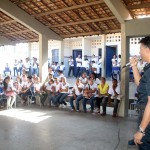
[106,46,117,78]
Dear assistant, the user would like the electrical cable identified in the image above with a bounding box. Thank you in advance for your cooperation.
[113,128,120,150]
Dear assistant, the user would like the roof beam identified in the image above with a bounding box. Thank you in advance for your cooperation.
[0,20,16,26]
[127,3,150,9]
[62,29,120,38]
[35,0,104,17]
[1,29,31,36]
[49,16,116,28]
[103,0,132,23]
[0,0,62,40]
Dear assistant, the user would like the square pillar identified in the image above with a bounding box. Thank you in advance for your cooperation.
[101,34,106,77]
[28,42,32,59]
[82,38,91,59]
[39,34,48,83]
[118,24,130,117]
[59,41,64,63]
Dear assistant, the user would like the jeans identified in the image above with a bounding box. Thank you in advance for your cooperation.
[82,95,96,112]
[69,94,83,110]
[32,68,38,75]
[56,93,68,105]
[112,98,120,114]
[96,96,108,113]
[68,66,74,77]
[76,67,81,77]
[13,67,18,76]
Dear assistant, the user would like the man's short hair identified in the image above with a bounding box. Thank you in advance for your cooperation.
[139,36,150,49]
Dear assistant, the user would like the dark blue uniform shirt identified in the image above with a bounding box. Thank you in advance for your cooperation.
[137,64,150,105]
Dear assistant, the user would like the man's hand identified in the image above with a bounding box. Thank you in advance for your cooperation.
[134,131,144,145]
[130,57,138,67]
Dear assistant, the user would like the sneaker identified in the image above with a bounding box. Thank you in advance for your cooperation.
[71,108,75,111]
[63,105,67,109]
[76,110,79,112]
[112,113,117,117]
[101,112,106,116]
[59,104,63,108]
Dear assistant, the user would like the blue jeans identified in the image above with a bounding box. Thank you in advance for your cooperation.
[82,95,96,112]
[56,93,68,105]
[32,68,38,75]
[76,67,81,77]
[69,94,83,110]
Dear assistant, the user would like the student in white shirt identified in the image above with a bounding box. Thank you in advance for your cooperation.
[69,78,84,111]
[32,57,39,76]
[59,62,65,72]
[82,56,89,75]
[98,55,102,77]
[112,55,117,66]
[55,77,69,108]
[23,58,31,76]
[13,59,18,77]
[91,54,97,63]
[68,56,74,77]
[75,55,82,77]
[108,79,120,117]
[82,78,97,113]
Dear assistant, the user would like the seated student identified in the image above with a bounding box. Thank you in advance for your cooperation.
[108,79,120,117]
[34,77,47,106]
[57,70,64,82]
[43,79,56,106]
[3,76,16,109]
[82,78,97,113]
[20,76,33,105]
[55,77,69,108]
[79,72,88,87]
[69,78,84,111]
[3,63,11,76]
[96,77,109,115]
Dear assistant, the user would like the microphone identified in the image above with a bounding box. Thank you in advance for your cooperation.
[122,58,141,69]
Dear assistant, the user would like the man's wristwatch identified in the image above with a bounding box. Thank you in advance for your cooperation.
[138,126,145,135]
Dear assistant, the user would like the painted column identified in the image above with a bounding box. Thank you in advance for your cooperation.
[59,40,64,63]
[101,34,106,77]
[118,24,130,117]
[82,38,91,59]
[39,34,48,83]
[28,42,32,59]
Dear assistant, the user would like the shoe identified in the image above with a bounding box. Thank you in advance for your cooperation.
[59,104,63,108]
[63,105,67,109]
[71,108,75,111]
[112,113,117,117]
[76,110,79,112]
[128,139,136,145]
[101,112,106,116]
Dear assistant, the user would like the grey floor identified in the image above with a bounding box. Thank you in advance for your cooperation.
[0,77,138,150]
[0,106,138,150]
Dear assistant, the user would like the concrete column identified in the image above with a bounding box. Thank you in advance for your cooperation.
[59,41,64,63]
[28,42,32,58]
[101,34,106,77]
[118,24,130,117]
[39,34,48,83]
[82,38,91,59]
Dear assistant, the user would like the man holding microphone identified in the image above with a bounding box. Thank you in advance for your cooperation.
[130,36,150,149]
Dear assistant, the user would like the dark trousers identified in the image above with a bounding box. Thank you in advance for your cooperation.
[55,93,68,105]
[68,66,74,77]
[82,95,96,112]
[76,67,81,77]
[112,99,120,114]
[13,67,18,76]
[96,96,108,113]
[138,109,150,150]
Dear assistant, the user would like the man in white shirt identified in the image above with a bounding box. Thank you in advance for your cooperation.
[76,55,82,78]
[59,62,65,72]
[23,58,31,76]
[69,78,84,111]
[32,57,39,76]
[108,79,120,117]
[82,56,89,75]
[68,56,74,77]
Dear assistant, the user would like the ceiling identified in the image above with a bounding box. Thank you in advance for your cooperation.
[0,0,149,43]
